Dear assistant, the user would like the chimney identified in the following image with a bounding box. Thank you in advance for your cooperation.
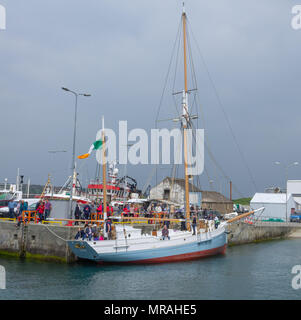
[230,181,232,201]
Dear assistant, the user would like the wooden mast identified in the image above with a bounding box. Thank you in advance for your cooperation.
[102,116,107,221]
[182,4,191,231]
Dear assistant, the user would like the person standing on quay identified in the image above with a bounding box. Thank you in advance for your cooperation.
[19,200,25,217]
[74,203,81,225]
[8,200,15,219]
[44,200,52,220]
[192,214,197,235]
[129,204,135,217]
[83,203,91,220]
[90,201,96,217]
[16,200,21,219]
[15,200,25,227]
[97,202,103,219]
[23,201,28,212]
[37,201,45,222]
[23,201,28,223]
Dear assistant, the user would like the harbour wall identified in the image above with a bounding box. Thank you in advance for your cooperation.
[0,220,78,263]
[227,222,301,246]
[0,220,300,263]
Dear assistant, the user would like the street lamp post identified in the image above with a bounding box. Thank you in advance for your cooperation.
[48,150,67,194]
[274,161,299,222]
[62,87,91,219]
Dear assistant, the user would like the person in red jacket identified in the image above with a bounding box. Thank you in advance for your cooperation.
[37,202,45,222]
[123,206,129,217]
[97,203,103,219]
[134,205,139,218]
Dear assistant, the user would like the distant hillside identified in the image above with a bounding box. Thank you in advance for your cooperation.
[233,197,251,205]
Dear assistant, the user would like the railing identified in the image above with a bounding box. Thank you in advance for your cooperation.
[42,220,63,226]
[0,211,189,227]
[0,218,16,222]
[255,216,285,223]
[242,215,301,227]
[243,215,286,224]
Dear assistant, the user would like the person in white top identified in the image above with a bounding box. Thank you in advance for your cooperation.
[214,216,220,229]
[155,205,162,213]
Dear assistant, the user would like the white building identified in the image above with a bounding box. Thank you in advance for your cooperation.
[250,193,295,221]
[149,177,201,206]
[287,180,301,196]
[287,180,301,210]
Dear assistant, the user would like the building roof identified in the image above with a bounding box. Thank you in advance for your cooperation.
[293,196,301,205]
[251,193,292,204]
[163,177,202,193]
[201,191,233,204]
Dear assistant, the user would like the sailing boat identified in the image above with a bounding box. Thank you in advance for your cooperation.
[67,5,263,264]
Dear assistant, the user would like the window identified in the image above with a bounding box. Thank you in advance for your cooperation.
[163,189,170,200]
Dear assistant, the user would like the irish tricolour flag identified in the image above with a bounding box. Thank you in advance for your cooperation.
[78,139,103,159]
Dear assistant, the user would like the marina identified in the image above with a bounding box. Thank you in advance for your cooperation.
[0,4,298,266]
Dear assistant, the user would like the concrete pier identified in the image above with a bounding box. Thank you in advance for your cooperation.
[288,228,301,238]
[0,221,78,263]
[227,221,301,245]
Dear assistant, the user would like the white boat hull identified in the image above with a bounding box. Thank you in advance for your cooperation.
[68,224,227,264]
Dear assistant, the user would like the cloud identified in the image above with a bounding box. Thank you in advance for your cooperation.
[0,0,300,197]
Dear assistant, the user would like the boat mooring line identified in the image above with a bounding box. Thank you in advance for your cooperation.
[41,224,68,242]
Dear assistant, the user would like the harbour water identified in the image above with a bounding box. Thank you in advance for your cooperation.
[0,238,300,300]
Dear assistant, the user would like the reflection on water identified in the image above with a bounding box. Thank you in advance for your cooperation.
[0,239,300,300]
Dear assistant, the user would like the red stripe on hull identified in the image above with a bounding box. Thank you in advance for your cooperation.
[97,244,227,265]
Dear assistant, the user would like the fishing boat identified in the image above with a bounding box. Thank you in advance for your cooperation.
[0,185,22,209]
[40,173,91,220]
[86,161,138,204]
[0,171,33,215]
[0,172,91,218]
[67,5,263,264]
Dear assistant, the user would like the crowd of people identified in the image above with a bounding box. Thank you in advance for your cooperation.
[35,200,52,222]
[74,218,113,241]
[71,200,222,223]
[73,201,115,224]
[75,223,104,241]
[7,199,53,227]
[6,197,221,238]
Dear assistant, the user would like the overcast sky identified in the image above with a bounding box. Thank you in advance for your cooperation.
[0,0,300,198]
